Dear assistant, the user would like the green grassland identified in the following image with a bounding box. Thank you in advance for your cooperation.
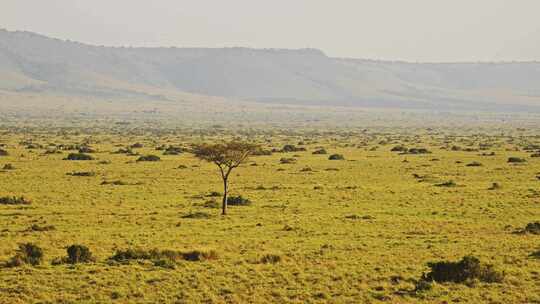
[0,124,539,303]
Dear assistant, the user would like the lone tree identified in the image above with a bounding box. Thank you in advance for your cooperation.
[193,141,258,215]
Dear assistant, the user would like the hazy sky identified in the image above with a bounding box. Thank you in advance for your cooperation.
[2,0,539,62]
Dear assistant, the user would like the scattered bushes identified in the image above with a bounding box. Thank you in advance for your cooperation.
[137,155,161,162]
[64,153,94,161]
[328,154,345,160]
[109,248,217,263]
[6,243,43,267]
[0,196,31,205]
[421,255,504,284]
[227,195,252,206]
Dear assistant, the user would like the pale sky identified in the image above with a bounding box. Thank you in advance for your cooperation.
[1,0,539,62]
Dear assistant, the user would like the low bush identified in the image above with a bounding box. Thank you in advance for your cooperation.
[280,157,296,164]
[137,155,161,162]
[227,195,252,206]
[67,171,96,177]
[466,161,483,167]
[0,149,8,156]
[421,255,504,284]
[181,212,211,219]
[163,146,183,155]
[280,144,306,153]
[524,221,540,234]
[435,180,457,187]
[0,196,31,205]
[508,157,526,163]
[26,224,56,232]
[2,164,15,170]
[328,154,345,160]
[6,243,44,267]
[64,153,94,161]
[109,248,217,263]
[312,148,327,155]
[260,254,282,264]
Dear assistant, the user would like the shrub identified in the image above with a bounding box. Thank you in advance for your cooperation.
[391,146,408,152]
[2,164,15,170]
[227,195,252,206]
[0,196,31,205]
[163,146,183,155]
[280,145,306,153]
[181,212,211,219]
[65,245,95,264]
[67,171,96,177]
[182,250,218,261]
[524,222,540,234]
[207,191,222,197]
[64,153,94,161]
[78,146,96,153]
[407,148,431,154]
[130,143,144,148]
[137,155,161,162]
[260,254,282,264]
[435,180,457,187]
[488,182,501,190]
[530,250,540,259]
[328,154,345,160]
[508,157,526,163]
[466,161,483,167]
[422,255,504,284]
[0,149,8,156]
[101,180,128,186]
[312,148,327,155]
[27,224,56,232]
[280,157,296,164]
[6,243,44,267]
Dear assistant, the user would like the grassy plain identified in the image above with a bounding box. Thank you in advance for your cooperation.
[0,122,539,303]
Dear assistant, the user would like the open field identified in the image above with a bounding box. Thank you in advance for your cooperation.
[0,122,539,303]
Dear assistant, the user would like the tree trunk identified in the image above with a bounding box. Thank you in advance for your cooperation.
[222,178,228,215]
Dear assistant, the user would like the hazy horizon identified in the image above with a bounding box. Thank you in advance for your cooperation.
[2,0,540,62]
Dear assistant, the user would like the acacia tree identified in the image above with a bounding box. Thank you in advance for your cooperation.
[193,141,259,215]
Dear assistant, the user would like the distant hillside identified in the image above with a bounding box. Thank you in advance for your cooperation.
[1,29,540,111]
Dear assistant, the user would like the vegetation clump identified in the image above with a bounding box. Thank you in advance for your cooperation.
[508,157,526,163]
[312,148,327,155]
[53,245,95,264]
[0,196,31,205]
[0,149,9,156]
[109,248,217,263]
[6,243,44,267]
[163,146,183,155]
[260,254,282,264]
[522,221,540,235]
[64,153,94,161]
[466,161,483,167]
[226,195,252,206]
[328,154,345,160]
[137,155,161,162]
[2,164,15,170]
[280,157,296,164]
[27,224,56,232]
[67,171,96,177]
[435,180,457,187]
[279,144,306,153]
[421,255,504,284]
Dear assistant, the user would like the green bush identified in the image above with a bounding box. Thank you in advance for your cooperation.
[6,243,44,267]
[66,245,95,264]
[422,255,504,284]
[137,155,161,162]
[328,154,345,160]
[508,157,526,163]
[0,196,31,205]
[227,195,252,206]
[64,153,94,161]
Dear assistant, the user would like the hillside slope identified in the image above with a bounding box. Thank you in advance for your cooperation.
[1,29,540,111]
